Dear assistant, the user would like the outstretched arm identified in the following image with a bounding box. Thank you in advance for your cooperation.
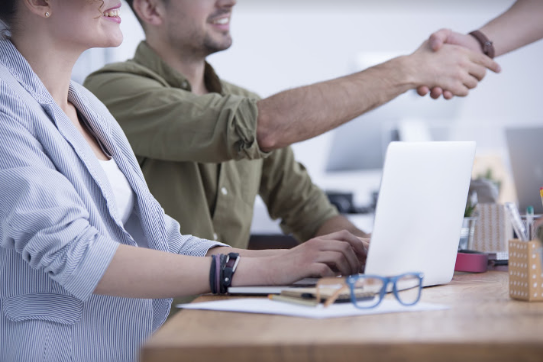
[469,0,543,57]
[419,0,543,99]
[255,41,500,151]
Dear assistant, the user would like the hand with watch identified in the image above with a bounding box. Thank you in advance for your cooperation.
[416,28,501,100]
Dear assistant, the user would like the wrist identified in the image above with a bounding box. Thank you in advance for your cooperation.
[468,30,495,58]
[357,56,415,98]
[465,34,486,55]
[393,55,423,90]
[229,255,276,287]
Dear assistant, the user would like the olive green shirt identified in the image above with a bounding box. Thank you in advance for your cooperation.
[84,41,338,248]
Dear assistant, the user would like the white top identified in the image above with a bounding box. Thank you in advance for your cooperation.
[99,158,150,248]
[99,158,135,225]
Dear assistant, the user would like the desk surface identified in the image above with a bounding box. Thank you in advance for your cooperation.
[141,271,543,362]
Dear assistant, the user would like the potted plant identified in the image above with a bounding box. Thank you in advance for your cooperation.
[459,192,478,251]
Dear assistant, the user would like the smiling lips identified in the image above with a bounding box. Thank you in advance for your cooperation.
[103,8,121,18]
[210,15,230,31]
[102,6,121,23]
[211,17,229,25]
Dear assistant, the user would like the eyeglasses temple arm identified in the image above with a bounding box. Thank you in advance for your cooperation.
[323,285,349,308]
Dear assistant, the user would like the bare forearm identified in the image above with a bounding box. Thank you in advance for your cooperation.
[256,57,413,151]
[315,215,369,239]
[94,245,285,299]
[255,38,498,151]
[480,0,543,57]
[95,244,212,298]
[94,227,375,297]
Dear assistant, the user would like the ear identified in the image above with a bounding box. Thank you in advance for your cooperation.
[22,0,52,18]
[133,0,166,27]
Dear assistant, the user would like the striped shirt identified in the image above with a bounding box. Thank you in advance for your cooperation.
[0,39,226,362]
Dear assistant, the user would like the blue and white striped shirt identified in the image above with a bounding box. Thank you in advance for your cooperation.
[0,39,226,362]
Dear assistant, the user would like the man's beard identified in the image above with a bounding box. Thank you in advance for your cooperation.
[202,33,233,56]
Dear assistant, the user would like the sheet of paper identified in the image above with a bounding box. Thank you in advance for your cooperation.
[177,299,448,319]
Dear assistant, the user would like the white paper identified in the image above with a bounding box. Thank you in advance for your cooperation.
[177,299,448,319]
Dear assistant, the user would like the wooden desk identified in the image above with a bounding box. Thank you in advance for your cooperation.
[141,271,543,362]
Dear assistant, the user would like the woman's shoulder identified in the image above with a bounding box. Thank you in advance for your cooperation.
[0,75,37,132]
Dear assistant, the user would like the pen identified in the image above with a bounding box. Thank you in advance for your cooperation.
[268,294,318,307]
[505,202,528,241]
[526,206,534,241]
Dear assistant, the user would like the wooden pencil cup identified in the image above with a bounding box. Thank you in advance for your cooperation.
[508,239,543,302]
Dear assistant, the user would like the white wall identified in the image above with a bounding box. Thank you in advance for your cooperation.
[74,0,543,219]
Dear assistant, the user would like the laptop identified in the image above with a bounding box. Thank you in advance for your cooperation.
[228,141,476,294]
[364,141,475,287]
[505,127,543,214]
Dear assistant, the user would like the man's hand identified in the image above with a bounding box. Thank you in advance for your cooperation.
[416,28,501,99]
[406,39,500,99]
[262,230,368,285]
[429,28,483,53]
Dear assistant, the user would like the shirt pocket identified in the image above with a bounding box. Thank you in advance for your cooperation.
[3,293,83,324]
[2,293,83,362]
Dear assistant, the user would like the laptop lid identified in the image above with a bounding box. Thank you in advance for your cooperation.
[505,127,543,214]
[364,141,476,287]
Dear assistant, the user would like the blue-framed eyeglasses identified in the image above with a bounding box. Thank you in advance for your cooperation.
[316,272,424,309]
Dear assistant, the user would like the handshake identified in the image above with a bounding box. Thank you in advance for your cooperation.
[415,29,501,100]
[394,29,501,104]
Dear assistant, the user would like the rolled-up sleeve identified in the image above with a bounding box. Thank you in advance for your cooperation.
[163,214,228,256]
[84,67,265,163]
[0,113,118,302]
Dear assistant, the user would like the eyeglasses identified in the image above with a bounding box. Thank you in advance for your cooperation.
[316,272,424,309]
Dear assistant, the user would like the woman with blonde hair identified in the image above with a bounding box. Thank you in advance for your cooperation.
[0,1,368,361]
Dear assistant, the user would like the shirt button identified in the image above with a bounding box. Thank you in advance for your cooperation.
[213,233,218,240]
[221,187,228,196]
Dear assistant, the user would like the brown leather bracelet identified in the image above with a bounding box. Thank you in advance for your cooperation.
[468,30,495,59]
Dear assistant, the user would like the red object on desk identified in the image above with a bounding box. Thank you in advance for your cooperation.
[454,251,488,273]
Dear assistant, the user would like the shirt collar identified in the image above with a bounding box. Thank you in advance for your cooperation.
[132,41,223,94]
[0,39,54,105]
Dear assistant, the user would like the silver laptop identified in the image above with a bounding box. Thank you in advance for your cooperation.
[229,141,476,294]
[364,141,475,287]
[505,127,543,214]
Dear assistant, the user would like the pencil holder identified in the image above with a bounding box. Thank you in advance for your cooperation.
[472,204,512,254]
[508,239,543,302]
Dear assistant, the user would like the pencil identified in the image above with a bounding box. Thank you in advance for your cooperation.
[268,294,318,307]
[540,187,543,209]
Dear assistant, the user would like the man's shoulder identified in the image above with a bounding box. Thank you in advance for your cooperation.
[220,79,261,100]
[84,59,166,89]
